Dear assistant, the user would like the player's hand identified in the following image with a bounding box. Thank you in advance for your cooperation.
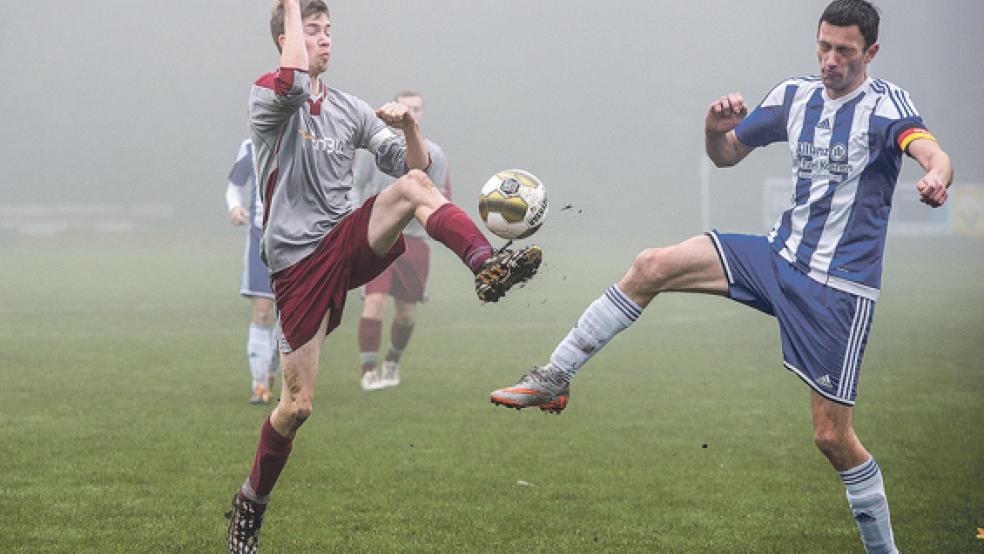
[229,206,249,226]
[376,102,417,132]
[705,93,748,136]
[917,174,948,208]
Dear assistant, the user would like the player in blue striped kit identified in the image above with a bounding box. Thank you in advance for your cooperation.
[226,139,281,405]
[491,1,951,552]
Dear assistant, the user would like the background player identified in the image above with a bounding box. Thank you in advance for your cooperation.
[491,1,951,552]
[353,90,451,391]
[225,139,280,404]
[226,2,541,552]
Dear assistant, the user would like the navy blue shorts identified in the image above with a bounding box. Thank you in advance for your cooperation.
[240,224,274,299]
[708,231,875,405]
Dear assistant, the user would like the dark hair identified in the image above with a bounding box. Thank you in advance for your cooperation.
[270,0,330,52]
[819,0,880,50]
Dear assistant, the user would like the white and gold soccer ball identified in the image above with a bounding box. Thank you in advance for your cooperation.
[478,169,549,240]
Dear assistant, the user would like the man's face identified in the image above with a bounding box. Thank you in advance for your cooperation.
[397,95,424,123]
[816,21,877,97]
[302,13,331,75]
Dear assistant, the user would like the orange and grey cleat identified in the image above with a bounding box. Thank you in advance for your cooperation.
[475,245,542,303]
[490,365,570,414]
[249,384,271,405]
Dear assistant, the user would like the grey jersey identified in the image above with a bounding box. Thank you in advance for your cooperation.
[248,68,410,273]
[351,139,450,239]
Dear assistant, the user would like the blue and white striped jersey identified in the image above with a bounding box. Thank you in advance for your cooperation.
[736,76,934,300]
[227,139,263,229]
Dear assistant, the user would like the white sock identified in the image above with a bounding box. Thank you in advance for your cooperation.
[247,324,274,389]
[268,322,282,377]
[839,457,898,554]
[549,284,642,379]
[360,352,379,368]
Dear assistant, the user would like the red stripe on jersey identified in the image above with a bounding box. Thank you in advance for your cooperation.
[307,96,323,116]
[262,168,278,228]
[254,67,306,97]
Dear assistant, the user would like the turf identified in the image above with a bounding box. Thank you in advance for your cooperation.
[0,234,981,553]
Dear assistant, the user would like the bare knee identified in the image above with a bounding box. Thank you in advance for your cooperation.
[628,248,671,291]
[813,423,856,461]
[395,170,434,199]
[362,294,387,320]
[279,399,313,433]
[393,302,416,326]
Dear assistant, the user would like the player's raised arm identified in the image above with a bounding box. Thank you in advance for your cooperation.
[704,92,755,168]
[376,102,430,171]
[280,0,307,70]
[908,138,953,208]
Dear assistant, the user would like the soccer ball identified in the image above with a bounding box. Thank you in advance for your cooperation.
[478,169,549,240]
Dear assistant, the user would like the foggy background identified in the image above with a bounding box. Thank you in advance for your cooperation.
[0,0,981,250]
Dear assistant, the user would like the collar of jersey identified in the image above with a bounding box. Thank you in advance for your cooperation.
[821,77,871,106]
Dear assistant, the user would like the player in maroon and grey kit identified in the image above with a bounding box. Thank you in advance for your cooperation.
[226,2,541,552]
[352,90,451,391]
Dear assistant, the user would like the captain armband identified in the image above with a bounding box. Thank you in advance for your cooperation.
[897,127,936,153]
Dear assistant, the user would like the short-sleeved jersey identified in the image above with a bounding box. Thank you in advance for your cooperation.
[227,139,263,229]
[249,68,410,273]
[735,76,933,300]
[350,139,451,239]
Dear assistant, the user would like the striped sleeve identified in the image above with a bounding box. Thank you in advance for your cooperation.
[873,80,936,154]
[735,78,798,147]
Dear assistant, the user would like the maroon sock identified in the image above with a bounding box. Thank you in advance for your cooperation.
[245,416,293,503]
[424,203,492,274]
[358,318,382,370]
[387,321,414,361]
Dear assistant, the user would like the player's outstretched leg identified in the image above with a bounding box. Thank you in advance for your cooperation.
[371,170,542,302]
[491,236,728,413]
[490,283,640,413]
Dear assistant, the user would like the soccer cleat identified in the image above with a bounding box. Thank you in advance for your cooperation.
[360,369,386,391]
[380,360,400,388]
[490,365,570,414]
[226,493,265,554]
[250,384,270,405]
[475,245,542,303]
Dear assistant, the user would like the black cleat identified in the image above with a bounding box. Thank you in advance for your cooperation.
[475,245,542,302]
[226,493,265,553]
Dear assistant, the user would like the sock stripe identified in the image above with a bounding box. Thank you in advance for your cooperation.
[840,458,880,486]
[605,286,641,321]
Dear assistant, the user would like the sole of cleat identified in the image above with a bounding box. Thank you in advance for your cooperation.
[490,394,567,414]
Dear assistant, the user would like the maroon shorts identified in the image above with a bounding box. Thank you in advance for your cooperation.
[364,236,430,302]
[272,195,405,352]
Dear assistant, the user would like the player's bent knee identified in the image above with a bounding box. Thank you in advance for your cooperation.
[631,248,670,288]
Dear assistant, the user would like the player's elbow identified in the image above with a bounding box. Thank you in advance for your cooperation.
[709,153,738,168]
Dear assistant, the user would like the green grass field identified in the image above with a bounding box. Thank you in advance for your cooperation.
[1,233,982,553]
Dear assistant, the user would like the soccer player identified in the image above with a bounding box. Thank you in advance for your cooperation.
[225,138,280,405]
[353,90,451,391]
[226,2,541,552]
[490,1,950,552]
